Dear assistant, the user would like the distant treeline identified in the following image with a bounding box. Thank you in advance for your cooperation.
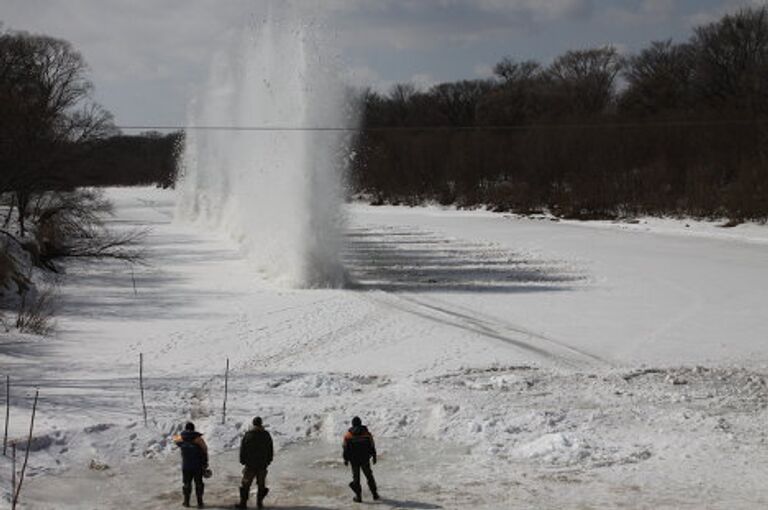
[352,7,768,220]
[75,132,181,188]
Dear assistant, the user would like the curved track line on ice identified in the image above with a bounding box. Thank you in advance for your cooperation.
[398,294,613,368]
[360,292,612,371]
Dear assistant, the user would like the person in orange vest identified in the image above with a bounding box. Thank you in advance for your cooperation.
[342,416,379,503]
[173,422,209,508]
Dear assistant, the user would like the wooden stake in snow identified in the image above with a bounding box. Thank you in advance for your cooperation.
[139,353,147,426]
[3,374,9,456]
[11,442,16,503]
[12,388,38,510]
[222,358,229,425]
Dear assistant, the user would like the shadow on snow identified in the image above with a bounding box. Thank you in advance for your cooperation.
[343,226,587,294]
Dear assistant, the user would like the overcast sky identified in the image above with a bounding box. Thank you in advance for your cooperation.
[3,0,765,126]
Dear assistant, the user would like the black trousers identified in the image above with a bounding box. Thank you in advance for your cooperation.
[182,469,204,496]
[350,461,377,493]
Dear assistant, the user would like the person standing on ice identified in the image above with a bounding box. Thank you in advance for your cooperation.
[173,421,209,508]
[343,416,379,502]
[236,416,274,509]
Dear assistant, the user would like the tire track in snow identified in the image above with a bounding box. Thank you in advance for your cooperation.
[344,223,610,370]
[235,296,384,370]
[359,292,612,370]
[401,294,614,368]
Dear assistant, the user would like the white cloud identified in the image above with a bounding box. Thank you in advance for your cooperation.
[409,73,436,91]
[3,0,751,124]
[325,0,596,52]
[343,64,393,93]
[599,0,679,27]
[474,63,495,78]
[485,0,592,19]
[324,0,592,19]
[641,0,678,18]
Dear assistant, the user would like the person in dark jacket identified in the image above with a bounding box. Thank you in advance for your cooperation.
[173,422,209,508]
[236,416,274,509]
[342,416,379,502]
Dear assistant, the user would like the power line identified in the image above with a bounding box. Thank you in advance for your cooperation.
[117,125,355,132]
[114,118,767,133]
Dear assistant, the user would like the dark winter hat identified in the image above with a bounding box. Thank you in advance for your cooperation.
[253,416,263,426]
[351,416,362,427]
[185,422,195,431]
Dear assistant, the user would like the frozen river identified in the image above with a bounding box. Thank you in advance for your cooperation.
[3,188,768,509]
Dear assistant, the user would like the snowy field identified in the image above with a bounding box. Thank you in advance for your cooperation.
[2,187,768,509]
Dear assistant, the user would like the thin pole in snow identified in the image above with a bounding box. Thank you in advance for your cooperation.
[222,358,229,425]
[12,388,38,510]
[139,353,147,426]
[3,375,9,456]
[11,442,16,502]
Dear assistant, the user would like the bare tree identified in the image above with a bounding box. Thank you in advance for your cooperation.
[621,40,695,114]
[0,30,115,237]
[547,46,624,116]
[692,6,768,113]
[429,80,494,126]
[388,83,418,125]
[493,57,541,84]
[29,189,146,268]
[478,58,546,125]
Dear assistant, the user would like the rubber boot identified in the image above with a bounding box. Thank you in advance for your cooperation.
[183,486,192,507]
[236,487,249,509]
[257,487,269,509]
[196,485,205,508]
[368,478,379,500]
[349,481,362,503]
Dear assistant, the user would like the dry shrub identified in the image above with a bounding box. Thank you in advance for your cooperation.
[15,287,55,335]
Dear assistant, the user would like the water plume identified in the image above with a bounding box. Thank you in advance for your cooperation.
[177,4,354,288]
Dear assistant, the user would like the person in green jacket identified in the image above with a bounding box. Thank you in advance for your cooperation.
[236,416,274,509]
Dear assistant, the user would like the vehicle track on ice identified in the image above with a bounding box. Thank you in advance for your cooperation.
[360,291,612,370]
[344,223,612,371]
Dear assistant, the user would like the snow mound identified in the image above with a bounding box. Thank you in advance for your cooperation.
[513,433,591,464]
[268,373,382,398]
[423,365,538,390]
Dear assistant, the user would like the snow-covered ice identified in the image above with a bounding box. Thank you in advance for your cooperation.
[2,188,768,509]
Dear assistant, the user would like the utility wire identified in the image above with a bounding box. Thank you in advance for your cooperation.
[114,118,767,133]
